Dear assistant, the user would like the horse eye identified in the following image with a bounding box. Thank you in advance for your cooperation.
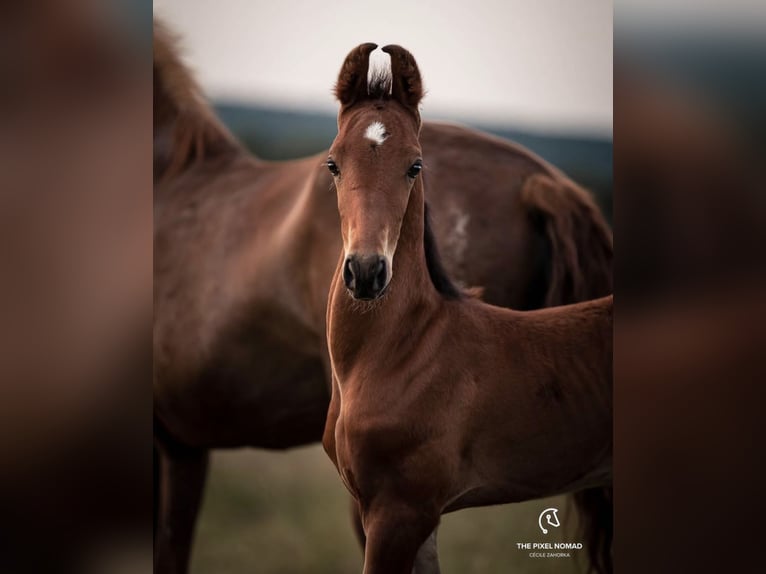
[407,161,423,178]
[326,160,340,176]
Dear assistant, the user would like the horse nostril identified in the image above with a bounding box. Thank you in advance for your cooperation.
[343,257,355,289]
[375,258,387,289]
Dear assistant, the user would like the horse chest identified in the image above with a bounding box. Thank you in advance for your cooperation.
[336,398,408,455]
[335,420,410,504]
[333,381,440,497]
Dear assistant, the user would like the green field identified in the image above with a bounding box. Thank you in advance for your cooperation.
[191,446,588,574]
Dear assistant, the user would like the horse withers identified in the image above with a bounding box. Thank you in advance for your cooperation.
[323,44,613,574]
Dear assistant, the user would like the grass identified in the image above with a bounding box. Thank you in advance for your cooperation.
[191,446,588,574]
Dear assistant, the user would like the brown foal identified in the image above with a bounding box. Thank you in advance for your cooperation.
[323,44,613,574]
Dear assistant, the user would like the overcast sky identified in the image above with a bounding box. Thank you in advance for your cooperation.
[155,0,613,136]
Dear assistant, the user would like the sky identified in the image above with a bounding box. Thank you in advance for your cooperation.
[154,0,613,136]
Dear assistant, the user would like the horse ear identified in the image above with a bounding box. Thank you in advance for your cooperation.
[382,45,423,110]
[335,42,378,107]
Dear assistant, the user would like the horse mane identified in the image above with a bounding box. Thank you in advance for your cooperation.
[423,202,464,300]
[153,19,240,181]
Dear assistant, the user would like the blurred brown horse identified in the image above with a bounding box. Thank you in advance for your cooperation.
[323,45,612,574]
[0,3,152,572]
[153,22,613,574]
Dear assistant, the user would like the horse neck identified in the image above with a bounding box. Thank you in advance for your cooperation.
[328,178,441,369]
[394,179,433,292]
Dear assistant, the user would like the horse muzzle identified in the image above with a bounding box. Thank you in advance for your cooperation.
[343,254,389,300]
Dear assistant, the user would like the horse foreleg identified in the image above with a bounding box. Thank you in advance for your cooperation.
[413,529,441,574]
[362,502,439,574]
[350,496,366,549]
[351,493,440,574]
[154,439,209,574]
[353,498,439,573]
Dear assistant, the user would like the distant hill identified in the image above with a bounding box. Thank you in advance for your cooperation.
[214,102,613,218]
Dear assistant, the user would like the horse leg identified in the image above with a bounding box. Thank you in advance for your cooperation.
[353,497,440,573]
[351,492,440,573]
[362,502,439,574]
[412,529,441,574]
[154,438,209,574]
[574,486,613,574]
[350,496,367,547]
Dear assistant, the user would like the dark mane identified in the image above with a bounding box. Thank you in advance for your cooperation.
[424,202,464,300]
[367,68,392,100]
[153,19,240,181]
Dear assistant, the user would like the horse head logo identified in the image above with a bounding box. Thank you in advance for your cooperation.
[538,507,561,534]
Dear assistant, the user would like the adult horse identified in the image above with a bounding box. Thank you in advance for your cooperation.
[322,44,612,574]
[153,23,613,573]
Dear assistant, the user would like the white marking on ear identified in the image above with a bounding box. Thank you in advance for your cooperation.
[367,48,392,92]
[365,121,388,146]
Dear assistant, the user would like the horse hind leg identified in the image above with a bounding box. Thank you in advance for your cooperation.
[154,430,209,574]
[574,486,613,574]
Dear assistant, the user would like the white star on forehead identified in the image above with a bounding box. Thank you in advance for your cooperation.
[364,121,388,146]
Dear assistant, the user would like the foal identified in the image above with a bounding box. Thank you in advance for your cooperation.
[323,44,613,574]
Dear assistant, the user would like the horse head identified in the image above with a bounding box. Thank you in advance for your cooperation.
[328,43,424,300]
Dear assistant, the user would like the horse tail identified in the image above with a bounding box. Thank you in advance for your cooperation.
[520,173,613,306]
[153,19,240,182]
[521,172,613,573]
[573,487,613,574]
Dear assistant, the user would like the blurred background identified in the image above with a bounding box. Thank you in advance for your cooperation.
[0,1,153,573]
[613,2,766,574]
[154,0,614,219]
[153,1,612,573]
